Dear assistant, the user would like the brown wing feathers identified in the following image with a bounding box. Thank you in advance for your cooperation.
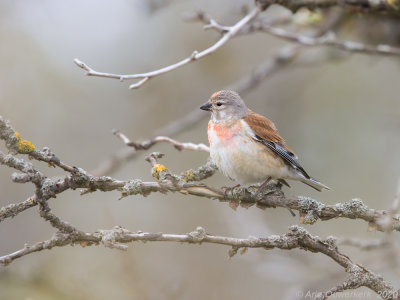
[244,112,293,152]
[244,112,310,179]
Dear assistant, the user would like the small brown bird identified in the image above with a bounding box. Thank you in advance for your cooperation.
[200,90,329,191]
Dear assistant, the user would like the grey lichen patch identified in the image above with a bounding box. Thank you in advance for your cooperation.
[298,196,325,211]
[297,196,325,224]
[41,178,57,198]
[11,172,32,183]
[335,198,368,215]
[225,186,247,201]
[40,147,61,165]
[302,210,319,225]
[181,159,218,182]
[98,226,130,250]
[325,236,338,249]
[120,179,145,199]
[247,186,265,201]
[2,154,28,171]
[289,225,307,235]
[70,167,89,188]
[261,234,284,248]
[188,226,206,242]
[288,225,317,239]
[246,235,261,247]
[346,265,370,286]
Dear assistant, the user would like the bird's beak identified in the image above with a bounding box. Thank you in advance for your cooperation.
[200,101,212,111]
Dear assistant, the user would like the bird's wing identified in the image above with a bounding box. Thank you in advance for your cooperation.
[243,112,310,179]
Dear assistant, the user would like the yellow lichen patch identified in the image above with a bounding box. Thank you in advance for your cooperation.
[388,0,400,10]
[307,11,323,24]
[14,131,35,153]
[152,163,167,180]
[184,171,195,182]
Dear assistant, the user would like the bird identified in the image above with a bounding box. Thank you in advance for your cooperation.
[200,90,329,192]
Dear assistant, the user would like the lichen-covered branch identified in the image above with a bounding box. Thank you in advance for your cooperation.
[193,10,400,57]
[259,26,400,57]
[1,116,400,299]
[255,0,400,13]
[1,225,398,299]
[0,195,37,222]
[1,115,400,234]
[0,116,74,172]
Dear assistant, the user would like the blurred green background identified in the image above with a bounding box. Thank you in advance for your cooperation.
[1,0,400,299]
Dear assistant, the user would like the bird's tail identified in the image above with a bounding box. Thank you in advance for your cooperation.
[300,177,330,192]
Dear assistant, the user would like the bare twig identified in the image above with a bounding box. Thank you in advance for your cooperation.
[114,130,209,152]
[88,44,301,177]
[338,237,390,250]
[74,7,260,89]
[90,12,345,177]
[152,45,302,138]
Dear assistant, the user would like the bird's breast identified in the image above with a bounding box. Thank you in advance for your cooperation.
[207,119,289,184]
[207,121,240,147]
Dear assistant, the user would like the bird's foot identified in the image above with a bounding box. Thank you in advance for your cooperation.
[278,179,290,188]
[256,178,290,197]
[255,177,272,197]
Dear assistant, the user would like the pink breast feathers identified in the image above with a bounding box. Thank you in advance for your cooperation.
[208,122,239,146]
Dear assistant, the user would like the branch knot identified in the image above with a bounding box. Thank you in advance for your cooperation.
[188,226,207,242]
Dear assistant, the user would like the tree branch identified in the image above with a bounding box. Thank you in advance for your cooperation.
[113,130,209,152]
[1,225,398,299]
[256,0,400,13]
[259,26,400,57]
[89,45,303,176]
[2,114,400,298]
[197,12,400,57]
[74,7,261,89]
[2,115,399,233]
[338,237,390,250]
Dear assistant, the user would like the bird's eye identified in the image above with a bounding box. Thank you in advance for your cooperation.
[216,102,222,107]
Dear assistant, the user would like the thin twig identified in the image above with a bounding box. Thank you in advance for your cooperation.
[88,45,300,176]
[338,237,390,250]
[74,7,261,89]
[114,130,209,152]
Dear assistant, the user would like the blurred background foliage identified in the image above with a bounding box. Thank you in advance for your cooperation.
[0,0,400,299]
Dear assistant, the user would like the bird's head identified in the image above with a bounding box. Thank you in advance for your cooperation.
[200,90,249,122]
